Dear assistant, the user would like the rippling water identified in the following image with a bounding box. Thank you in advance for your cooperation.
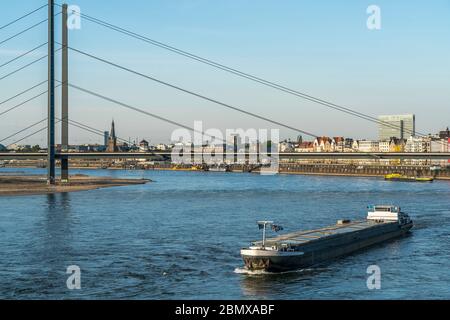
[0,168,449,299]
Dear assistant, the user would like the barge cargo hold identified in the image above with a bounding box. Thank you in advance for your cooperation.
[241,205,413,272]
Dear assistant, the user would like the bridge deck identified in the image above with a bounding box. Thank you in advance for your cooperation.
[1,152,450,160]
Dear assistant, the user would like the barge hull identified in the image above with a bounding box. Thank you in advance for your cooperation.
[242,223,412,272]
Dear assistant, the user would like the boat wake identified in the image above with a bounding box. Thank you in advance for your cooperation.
[234,267,270,275]
[234,267,317,276]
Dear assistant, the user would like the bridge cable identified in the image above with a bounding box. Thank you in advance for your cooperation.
[1,117,119,148]
[61,118,165,158]
[66,45,445,148]
[62,45,320,139]
[61,81,225,143]
[0,11,61,47]
[0,84,61,118]
[53,116,164,157]
[0,47,61,82]
[0,90,47,118]
[63,82,314,162]
[56,118,107,139]
[0,55,47,81]
[60,107,277,161]
[0,118,47,143]
[58,7,424,140]
[0,19,48,47]
[66,118,131,145]
[0,80,47,107]
[0,42,47,69]
[7,124,50,146]
[0,4,47,31]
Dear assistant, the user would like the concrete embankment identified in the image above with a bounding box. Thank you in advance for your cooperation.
[276,164,450,180]
[71,163,450,180]
[0,174,150,196]
[2,161,449,180]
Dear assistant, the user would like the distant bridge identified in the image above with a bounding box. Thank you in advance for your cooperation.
[1,1,449,184]
[1,152,449,161]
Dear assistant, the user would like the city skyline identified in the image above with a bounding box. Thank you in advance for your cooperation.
[1,0,449,145]
[2,113,448,152]
[1,109,448,150]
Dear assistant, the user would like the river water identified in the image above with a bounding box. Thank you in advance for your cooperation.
[0,168,449,299]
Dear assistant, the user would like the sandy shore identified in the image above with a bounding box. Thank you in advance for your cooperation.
[0,174,151,196]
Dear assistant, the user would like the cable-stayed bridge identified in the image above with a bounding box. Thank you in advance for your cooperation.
[1,1,449,184]
[0,152,449,161]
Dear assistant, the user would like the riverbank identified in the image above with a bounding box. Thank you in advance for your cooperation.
[0,174,151,196]
[36,167,450,180]
[278,170,450,180]
[2,162,449,180]
[68,166,450,180]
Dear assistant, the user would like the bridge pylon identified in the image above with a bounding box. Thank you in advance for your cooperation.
[61,3,69,182]
[47,0,56,185]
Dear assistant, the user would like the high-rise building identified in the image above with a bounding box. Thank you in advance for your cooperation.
[378,114,415,141]
[104,131,109,147]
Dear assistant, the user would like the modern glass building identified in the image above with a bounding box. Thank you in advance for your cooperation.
[378,114,415,141]
[104,131,109,147]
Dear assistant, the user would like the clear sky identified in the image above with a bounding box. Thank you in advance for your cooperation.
[0,0,449,145]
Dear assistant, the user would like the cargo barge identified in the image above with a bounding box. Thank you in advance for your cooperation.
[241,205,413,272]
[385,173,433,182]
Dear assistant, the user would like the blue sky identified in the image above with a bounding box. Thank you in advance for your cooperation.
[0,0,449,145]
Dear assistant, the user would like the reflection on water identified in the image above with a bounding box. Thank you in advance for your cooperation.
[237,267,331,298]
[41,193,76,289]
[44,193,74,246]
[0,168,449,299]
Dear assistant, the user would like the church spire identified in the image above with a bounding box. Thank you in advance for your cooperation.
[107,119,118,152]
[110,119,116,139]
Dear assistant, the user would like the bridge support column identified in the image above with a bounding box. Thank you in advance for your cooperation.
[47,0,56,185]
[61,3,69,182]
